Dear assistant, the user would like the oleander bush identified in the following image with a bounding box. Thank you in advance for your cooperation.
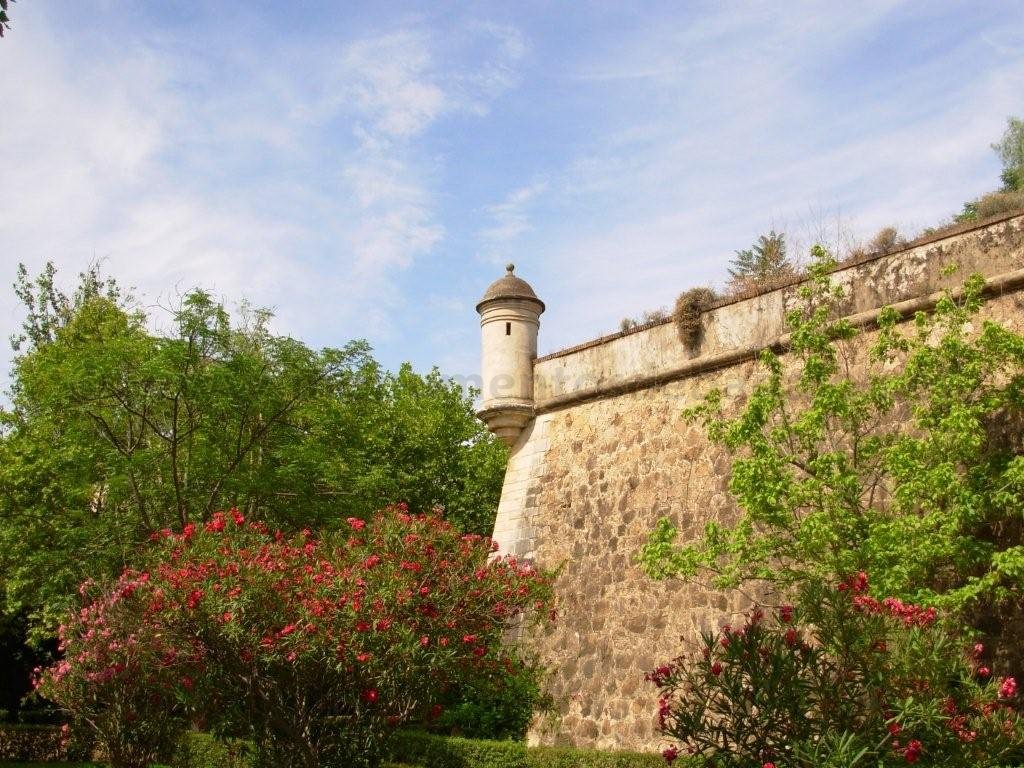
[33,569,196,768]
[649,575,1023,767]
[37,505,553,768]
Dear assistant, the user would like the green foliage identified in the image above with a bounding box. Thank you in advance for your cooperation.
[0,723,87,762]
[727,230,795,292]
[526,746,667,767]
[172,732,252,768]
[389,731,527,768]
[651,578,1023,767]
[956,190,1024,224]
[9,262,127,355]
[38,507,553,768]
[436,658,552,740]
[993,116,1024,192]
[387,731,666,768]
[0,610,60,722]
[0,0,11,38]
[956,116,1024,221]
[639,246,1024,617]
[0,263,506,635]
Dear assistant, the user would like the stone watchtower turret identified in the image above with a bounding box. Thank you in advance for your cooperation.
[476,264,545,446]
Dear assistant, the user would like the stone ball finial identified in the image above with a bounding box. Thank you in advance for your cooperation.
[506,263,515,274]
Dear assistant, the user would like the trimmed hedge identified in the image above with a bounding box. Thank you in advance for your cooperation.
[172,731,252,768]
[388,730,667,768]
[0,723,74,762]
[528,745,666,767]
[0,727,670,768]
[169,729,671,768]
[389,731,527,768]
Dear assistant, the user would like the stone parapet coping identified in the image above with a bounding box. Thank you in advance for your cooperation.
[535,208,1024,364]
[534,265,1024,414]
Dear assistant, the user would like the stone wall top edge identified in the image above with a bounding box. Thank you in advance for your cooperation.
[534,208,1024,365]
[532,231,1024,415]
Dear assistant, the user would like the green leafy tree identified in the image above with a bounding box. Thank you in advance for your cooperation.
[640,248,1024,652]
[727,230,796,293]
[993,115,1024,192]
[0,1,11,38]
[0,263,506,634]
[956,116,1024,222]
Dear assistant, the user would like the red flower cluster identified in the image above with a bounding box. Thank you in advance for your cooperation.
[850,594,937,628]
[38,504,554,767]
[837,571,869,594]
[999,677,1018,700]
[645,664,675,688]
[649,573,1024,767]
[902,738,922,763]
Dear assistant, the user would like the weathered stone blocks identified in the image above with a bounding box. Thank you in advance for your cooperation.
[490,214,1024,751]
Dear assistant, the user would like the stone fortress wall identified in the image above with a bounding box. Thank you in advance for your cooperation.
[481,212,1024,751]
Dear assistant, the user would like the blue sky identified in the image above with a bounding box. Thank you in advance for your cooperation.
[1,1,1022,389]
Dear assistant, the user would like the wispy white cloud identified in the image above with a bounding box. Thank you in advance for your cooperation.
[514,1,1024,353]
[2,1,1020,384]
[0,5,526,385]
[477,180,549,261]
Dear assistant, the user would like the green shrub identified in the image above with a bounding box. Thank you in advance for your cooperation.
[389,731,668,768]
[0,723,68,761]
[436,658,552,740]
[527,745,666,767]
[390,730,527,768]
[956,189,1024,223]
[172,731,253,768]
[975,189,1024,219]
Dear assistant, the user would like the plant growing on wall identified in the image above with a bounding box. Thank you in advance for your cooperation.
[993,116,1024,193]
[640,247,1024,639]
[955,116,1024,222]
[727,230,798,294]
[673,287,717,348]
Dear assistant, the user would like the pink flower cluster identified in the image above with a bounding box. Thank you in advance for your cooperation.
[850,595,937,628]
[39,503,554,744]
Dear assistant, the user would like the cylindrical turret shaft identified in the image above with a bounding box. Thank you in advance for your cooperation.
[476,264,545,446]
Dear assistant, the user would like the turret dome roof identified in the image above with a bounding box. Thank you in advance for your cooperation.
[477,264,545,313]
